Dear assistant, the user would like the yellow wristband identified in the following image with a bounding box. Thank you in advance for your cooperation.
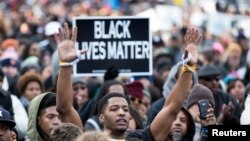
[59,61,68,66]
[182,64,196,72]
[59,59,79,67]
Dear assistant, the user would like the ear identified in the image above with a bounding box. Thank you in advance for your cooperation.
[99,114,105,125]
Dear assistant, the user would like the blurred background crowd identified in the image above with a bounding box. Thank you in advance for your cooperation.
[1,0,250,141]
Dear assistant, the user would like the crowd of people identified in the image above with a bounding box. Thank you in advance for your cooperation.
[1,0,250,141]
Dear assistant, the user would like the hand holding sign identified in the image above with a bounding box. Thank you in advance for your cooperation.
[183,28,202,66]
[54,23,88,63]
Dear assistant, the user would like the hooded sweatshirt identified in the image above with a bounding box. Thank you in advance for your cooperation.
[179,108,195,141]
[26,93,51,141]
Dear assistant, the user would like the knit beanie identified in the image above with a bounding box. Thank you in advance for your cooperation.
[126,81,144,99]
[186,84,215,109]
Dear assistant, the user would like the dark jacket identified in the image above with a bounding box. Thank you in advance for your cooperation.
[78,99,94,125]
[214,90,241,125]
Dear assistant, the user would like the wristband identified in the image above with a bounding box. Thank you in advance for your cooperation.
[182,52,192,66]
[182,64,196,72]
[59,59,80,67]
[181,52,196,72]
[59,50,81,67]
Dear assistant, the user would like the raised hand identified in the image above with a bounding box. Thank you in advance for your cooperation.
[183,28,202,65]
[54,23,87,62]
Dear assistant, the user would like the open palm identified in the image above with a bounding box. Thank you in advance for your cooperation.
[54,23,87,62]
[183,28,202,65]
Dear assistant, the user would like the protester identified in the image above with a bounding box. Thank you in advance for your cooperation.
[0,69,28,140]
[18,71,43,111]
[126,81,147,123]
[50,123,83,141]
[84,80,128,131]
[55,23,201,140]
[26,93,61,141]
[0,107,16,141]
[197,65,241,125]
[186,84,216,141]
[226,78,246,109]
[165,108,195,141]
[71,76,90,110]
[128,106,144,131]
[75,131,109,141]
[1,1,249,140]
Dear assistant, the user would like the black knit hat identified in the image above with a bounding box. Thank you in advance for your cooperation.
[186,84,215,109]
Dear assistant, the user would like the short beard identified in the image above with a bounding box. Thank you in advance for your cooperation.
[171,132,182,141]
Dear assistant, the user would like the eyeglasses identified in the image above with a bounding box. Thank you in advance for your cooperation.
[129,96,143,104]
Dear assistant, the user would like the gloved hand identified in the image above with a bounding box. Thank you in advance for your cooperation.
[104,66,119,81]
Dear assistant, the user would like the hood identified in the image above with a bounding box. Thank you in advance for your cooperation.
[181,107,195,141]
[162,62,198,98]
[26,93,50,141]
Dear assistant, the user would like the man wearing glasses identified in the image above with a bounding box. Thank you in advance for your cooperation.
[197,65,241,125]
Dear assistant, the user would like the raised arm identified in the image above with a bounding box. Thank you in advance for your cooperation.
[150,28,202,141]
[54,23,87,129]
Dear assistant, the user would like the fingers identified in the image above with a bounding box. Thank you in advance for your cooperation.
[54,33,60,44]
[58,28,64,41]
[55,23,75,44]
[80,49,88,54]
[184,29,190,42]
[195,34,202,44]
[64,23,70,39]
[71,27,77,42]
[184,27,202,44]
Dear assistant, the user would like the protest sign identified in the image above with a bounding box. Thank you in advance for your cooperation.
[73,17,152,76]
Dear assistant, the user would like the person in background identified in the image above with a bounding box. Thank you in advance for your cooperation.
[10,128,18,141]
[0,107,16,141]
[18,71,43,111]
[49,123,83,141]
[186,84,216,141]
[197,65,241,125]
[227,78,246,110]
[128,106,144,131]
[0,68,28,141]
[126,81,147,122]
[71,76,90,110]
[75,131,109,141]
